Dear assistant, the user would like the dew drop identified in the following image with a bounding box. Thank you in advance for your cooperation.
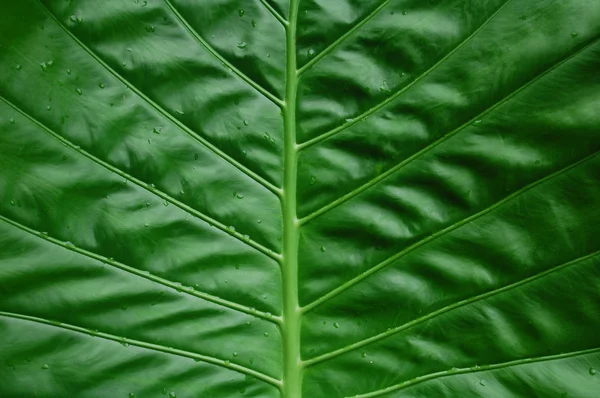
[320,246,326,253]
[238,9,245,17]
[224,360,230,365]
[228,225,236,232]
[309,175,317,185]
[162,388,168,395]
[145,25,155,33]
[472,119,482,126]
[237,41,247,49]
[251,20,257,27]
[264,332,269,337]
[236,193,244,199]
[402,11,407,15]
[333,322,339,328]
[98,83,105,88]
[479,379,486,386]
[9,118,15,124]
[41,364,49,370]
[40,61,49,71]
[361,352,367,358]
[249,358,254,365]
[66,69,72,75]
[153,127,162,134]
[243,120,249,126]
[571,32,578,38]
[233,351,238,357]
[16,64,22,71]
[129,393,136,398]
[46,104,52,111]
[308,48,315,57]
[75,88,82,96]
[590,367,597,376]
[235,264,240,270]
[257,219,262,224]
[163,200,169,207]
[70,15,77,22]
[169,392,176,398]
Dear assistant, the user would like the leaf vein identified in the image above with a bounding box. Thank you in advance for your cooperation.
[302,150,600,314]
[350,347,600,397]
[304,250,600,368]
[0,213,281,324]
[0,311,281,387]
[0,95,280,262]
[297,0,391,75]
[163,0,284,106]
[259,0,289,26]
[298,35,600,225]
[37,0,282,197]
[298,0,513,149]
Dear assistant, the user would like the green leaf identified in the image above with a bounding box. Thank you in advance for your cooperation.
[1,0,599,397]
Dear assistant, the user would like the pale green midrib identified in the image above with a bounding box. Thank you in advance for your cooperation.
[0,311,281,387]
[281,0,302,397]
[352,346,600,398]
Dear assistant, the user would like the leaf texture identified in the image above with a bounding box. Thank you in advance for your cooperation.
[1,0,599,397]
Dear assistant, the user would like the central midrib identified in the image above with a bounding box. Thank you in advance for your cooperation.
[281,1,302,398]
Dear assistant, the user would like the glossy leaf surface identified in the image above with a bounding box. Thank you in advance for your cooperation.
[1,0,600,397]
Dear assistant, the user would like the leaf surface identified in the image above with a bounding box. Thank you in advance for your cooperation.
[1,0,599,397]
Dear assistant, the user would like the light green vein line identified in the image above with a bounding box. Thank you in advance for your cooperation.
[350,346,600,397]
[280,0,302,396]
[0,213,281,325]
[0,311,282,387]
[163,0,284,107]
[301,150,599,315]
[297,0,513,150]
[304,250,600,369]
[0,95,281,263]
[37,0,282,198]
[297,0,391,76]
[259,0,288,26]
[297,35,600,226]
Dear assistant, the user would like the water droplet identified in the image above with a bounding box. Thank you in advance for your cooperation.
[40,61,49,71]
[361,352,367,358]
[224,360,230,365]
[145,25,155,33]
[228,225,236,232]
[402,11,407,15]
[162,388,168,395]
[308,48,315,57]
[153,127,162,134]
[257,219,262,224]
[333,322,339,328]
[236,193,244,199]
[571,32,578,38]
[163,200,169,206]
[70,15,78,22]
[479,379,486,386]
[237,41,247,49]
[262,294,267,299]
[245,321,251,326]
[379,80,391,93]
[233,351,238,357]
[590,367,597,376]
[239,387,246,394]
[238,9,245,17]
[169,392,176,398]
[369,360,373,364]
[320,246,326,253]
[75,88,82,96]
[309,175,316,185]
[249,358,254,365]
[41,364,49,370]
[98,83,105,89]
[129,393,136,398]
[251,20,257,27]
[15,64,22,71]
[472,119,482,126]
[243,120,249,126]
[46,105,52,111]
[264,332,269,337]
[65,241,75,248]
[120,339,129,347]
[9,118,15,124]
[344,118,354,123]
